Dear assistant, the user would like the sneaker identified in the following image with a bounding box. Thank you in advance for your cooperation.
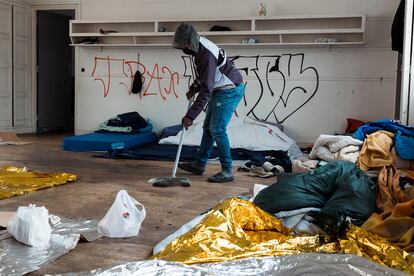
[178,161,205,175]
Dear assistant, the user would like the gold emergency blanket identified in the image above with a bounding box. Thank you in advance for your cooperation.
[0,166,77,200]
[154,198,414,274]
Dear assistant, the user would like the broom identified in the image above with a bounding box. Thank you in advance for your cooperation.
[149,56,197,187]
[148,55,200,187]
[149,99,192,187]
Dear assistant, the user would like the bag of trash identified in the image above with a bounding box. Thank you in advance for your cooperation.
[7,204,51,248]
[98,190,146,238]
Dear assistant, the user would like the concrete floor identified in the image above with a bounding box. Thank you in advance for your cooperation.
[0,133,276,274]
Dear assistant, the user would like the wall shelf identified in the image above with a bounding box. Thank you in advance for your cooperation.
[69,15,365,47]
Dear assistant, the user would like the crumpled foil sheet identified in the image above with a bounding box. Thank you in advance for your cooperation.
[340,224,414,273]
[0,234,80,276]
[0,166,77,200]
[66,254,406,276]
[0,216,99,275]
[153,198,414,274]
[53,217,101,242]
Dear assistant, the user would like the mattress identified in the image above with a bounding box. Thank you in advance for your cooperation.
[63,132,157,152]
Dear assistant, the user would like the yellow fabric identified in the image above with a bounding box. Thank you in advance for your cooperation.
[376,165,409,213]
[358,131,395,171]
[362,199,414,253]
[0,166,77,200]
[153,198,414,273]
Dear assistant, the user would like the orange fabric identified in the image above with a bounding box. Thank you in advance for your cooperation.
[376,165,409,213]
[362,199,414,252]
[358,131,394,171]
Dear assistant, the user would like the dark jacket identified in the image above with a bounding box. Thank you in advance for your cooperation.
[186,37,243,120]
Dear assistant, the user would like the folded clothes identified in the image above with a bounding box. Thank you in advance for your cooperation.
[309,134,362,162]
[97,112,150,134]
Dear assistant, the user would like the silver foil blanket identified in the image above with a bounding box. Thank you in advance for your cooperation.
[0,217,99,275]
[66,253,406,276]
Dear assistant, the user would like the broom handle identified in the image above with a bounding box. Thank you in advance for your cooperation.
[172,55,197,178]
[172,99,193,178]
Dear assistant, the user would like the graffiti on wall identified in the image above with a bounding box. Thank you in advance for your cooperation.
[91,56,180,100]
[181,53,319,124]
[90,53,319,124]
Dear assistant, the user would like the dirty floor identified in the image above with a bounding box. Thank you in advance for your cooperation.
[0,133,276,274]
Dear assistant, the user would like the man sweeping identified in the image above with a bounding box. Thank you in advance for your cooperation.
[172,23,245,183]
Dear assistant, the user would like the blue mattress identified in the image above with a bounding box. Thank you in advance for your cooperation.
[63,132,157,152]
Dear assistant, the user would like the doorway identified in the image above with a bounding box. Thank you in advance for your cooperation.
[36,9,75,133]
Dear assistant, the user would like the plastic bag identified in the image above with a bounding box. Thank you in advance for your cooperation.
[98,190,146,238]
[7,204,51,248]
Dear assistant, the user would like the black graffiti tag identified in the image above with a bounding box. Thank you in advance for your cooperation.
[181,53,319,124]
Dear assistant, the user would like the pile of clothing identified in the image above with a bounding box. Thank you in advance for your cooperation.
[253,161,376,234]
[153,197,414,274]
[237,150,292,178]
[151,118,414,274]
[287,119,414,253]
[353,119,414,253]
[309,134,362,163]
[96,111,153,134]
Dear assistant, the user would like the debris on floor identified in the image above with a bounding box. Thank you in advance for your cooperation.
[8,204,52,248]
[98,190,146,238]
[0,211,99,275]
[3,117,414,275]
[0,132,32,146]
[0,166,77,200]
[66,254,406,276]
[1,232,79,275]
[153,197,414,274]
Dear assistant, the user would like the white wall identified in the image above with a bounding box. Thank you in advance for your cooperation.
[1,0,31,6]
[80,0,397,20]
[71,0,399,143]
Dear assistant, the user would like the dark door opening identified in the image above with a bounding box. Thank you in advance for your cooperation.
[37,10,75,133]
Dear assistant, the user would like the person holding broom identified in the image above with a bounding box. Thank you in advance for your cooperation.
[172,23,245,183]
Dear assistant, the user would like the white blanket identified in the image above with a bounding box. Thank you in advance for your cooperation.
[309,134,362,162]
[159,116,298,152]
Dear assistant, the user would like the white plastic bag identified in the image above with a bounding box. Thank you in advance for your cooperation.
[98,190,146,238]
[7,204,51,248]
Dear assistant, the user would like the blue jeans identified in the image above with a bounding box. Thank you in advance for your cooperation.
[196,83,245,170]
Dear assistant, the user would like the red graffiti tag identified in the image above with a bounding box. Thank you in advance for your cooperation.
[91,56,180,100]
[143,63,162,98]
[162,66,179,98]
[91,57,126,97]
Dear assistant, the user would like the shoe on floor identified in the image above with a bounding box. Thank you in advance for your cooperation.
[178,161,205,175]
[207,172,234,183]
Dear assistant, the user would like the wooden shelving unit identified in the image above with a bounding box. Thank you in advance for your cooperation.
[69,15,365,47]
